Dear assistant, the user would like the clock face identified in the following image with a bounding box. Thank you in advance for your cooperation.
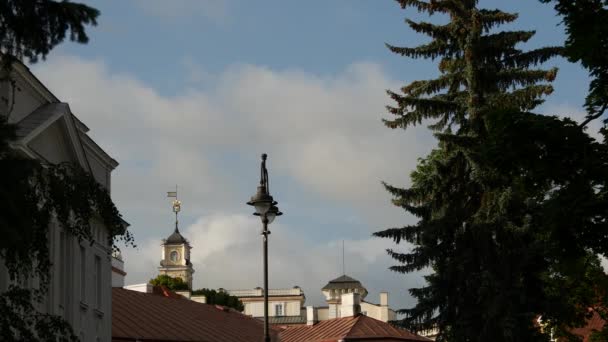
[170,251,179,262]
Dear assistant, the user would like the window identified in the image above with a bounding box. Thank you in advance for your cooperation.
[59,231,72,320]
[275,304,283,316]
[94,255,102,309]
[170,251,179,262]
[59,231,65,309]
[80,246,86,302]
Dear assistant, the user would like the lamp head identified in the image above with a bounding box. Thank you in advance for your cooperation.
[247,185,273,215]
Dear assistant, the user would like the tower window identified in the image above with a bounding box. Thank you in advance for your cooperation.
[170,251,179,262]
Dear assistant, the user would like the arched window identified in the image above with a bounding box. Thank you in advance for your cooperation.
[170,251,179,262]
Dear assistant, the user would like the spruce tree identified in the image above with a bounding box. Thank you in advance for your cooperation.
[375,1,608,341]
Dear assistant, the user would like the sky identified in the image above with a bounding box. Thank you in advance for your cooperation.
[30,0,598,309]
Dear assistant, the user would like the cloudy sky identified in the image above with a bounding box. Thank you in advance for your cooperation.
[32,0,596,309]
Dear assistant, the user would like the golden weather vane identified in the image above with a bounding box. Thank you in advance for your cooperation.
[167,185,181,232]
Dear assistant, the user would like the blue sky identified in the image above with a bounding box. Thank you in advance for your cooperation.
[32,0,594,309]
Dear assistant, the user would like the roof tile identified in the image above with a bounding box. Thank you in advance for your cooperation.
[279,314,431,342]
[112,288,277,342]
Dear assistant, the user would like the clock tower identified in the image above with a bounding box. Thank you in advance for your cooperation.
[158,191,194,290]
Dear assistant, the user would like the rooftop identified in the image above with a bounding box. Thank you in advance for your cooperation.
[113,288,278,342]
[560,309,606,342]
[322,274,366,291]
[164,229,188,245]
[256,315,307,326]
[279,314,431,342]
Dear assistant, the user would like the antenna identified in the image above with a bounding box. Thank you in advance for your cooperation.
[342,240,345,276]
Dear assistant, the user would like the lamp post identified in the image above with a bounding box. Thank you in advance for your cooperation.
[247,153,282,342]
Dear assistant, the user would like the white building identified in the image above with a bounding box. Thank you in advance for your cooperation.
[318,274,396,322]
[228,287,306,321]
[228,274,397,326]
[0,61,121,341]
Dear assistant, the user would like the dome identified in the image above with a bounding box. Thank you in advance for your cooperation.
[322,275,364,291]
[321,274,368,301]
[165,230,188,244]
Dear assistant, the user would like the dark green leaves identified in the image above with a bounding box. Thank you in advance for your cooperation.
[377,1,605,341]
[0,0,99,63]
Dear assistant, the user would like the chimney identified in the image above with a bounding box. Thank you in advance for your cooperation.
[380,292,388,306]
[379,292,390,322]
[191,295,207,304]
[306,306,318,326]
[175,290,191,299]
[340,292,361,317]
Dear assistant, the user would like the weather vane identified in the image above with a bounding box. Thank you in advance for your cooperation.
[167,185,181,232]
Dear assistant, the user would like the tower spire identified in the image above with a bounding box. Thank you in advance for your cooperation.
[167,185,181,233]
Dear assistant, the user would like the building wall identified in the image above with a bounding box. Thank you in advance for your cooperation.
[328,303,339,319]
[0,219,113,342]
[360,302,395,322]
[0,65,116,342]
[112,256,125,288]
[28,120,74,163]
[244,298,302,317]
[5,69,47,123]
[317,307,329,321]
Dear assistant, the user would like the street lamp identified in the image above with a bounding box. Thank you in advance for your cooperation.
[247,153,282,342]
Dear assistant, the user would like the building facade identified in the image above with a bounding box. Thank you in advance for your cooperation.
[228,287,306,319]
[228,274,396,327]
[0,61,120,341]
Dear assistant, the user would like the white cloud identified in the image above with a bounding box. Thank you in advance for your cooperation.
[122,213,423,307]
[32,54,433,308]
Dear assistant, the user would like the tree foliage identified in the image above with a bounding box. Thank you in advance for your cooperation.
[375,1,608,341]
[191,288,245,312]
[149,275,189,291]
[540,0,608,130]
[0,0,99,64]
[540,1,608,339]
[0,1,134,341]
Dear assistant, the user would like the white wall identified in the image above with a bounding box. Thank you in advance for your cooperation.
[111,257,125,287]
[5,71,46,123]
[317,307,329,321]
[360,301,394,322]
[28,120,74,164]
[46,220,112,342]
[0,64,116,342]
[244,298,302,317]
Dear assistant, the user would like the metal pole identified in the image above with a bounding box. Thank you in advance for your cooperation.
[262,216,270,342]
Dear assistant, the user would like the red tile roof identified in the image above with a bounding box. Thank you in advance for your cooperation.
[112,288,278,342]
[279,314,431,342]
[562,309,606,342]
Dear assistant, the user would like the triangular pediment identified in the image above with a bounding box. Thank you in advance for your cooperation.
[28,118,78,164]
[15,103,90,170]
